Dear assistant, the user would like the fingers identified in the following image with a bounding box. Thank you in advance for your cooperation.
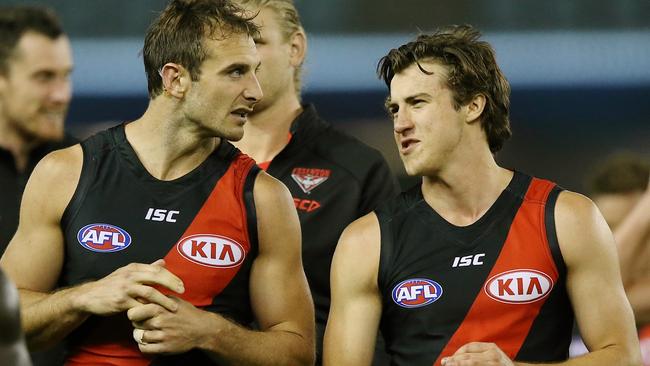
[128,285,179,312]
[453,342,493,355]
[133,328,166,345]
[124,263,185,294]
[127,303,167,323]
[442,343,511,366]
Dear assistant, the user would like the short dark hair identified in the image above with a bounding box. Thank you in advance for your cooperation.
[0,6,64,75]
[588,153,650,195]
[143,0,260,98]
[378,25,512,153]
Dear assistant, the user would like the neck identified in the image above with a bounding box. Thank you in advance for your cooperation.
[125,99,218,181]
[421,142,513,227]
[232,91,302,163]
[0,119,39,172]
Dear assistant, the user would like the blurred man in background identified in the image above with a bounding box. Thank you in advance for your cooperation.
[0,6,75,255]
[588,153,650,365]
[0,6,75,366]
[231,1,398,364]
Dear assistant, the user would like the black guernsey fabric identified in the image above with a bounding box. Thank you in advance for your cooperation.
[376,172,573,366]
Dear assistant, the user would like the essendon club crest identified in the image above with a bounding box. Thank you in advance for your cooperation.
[291,167,331,194]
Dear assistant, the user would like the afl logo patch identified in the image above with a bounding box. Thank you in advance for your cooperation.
[392,278,443,308]
[484,269,553,304]
[77,223,132,253]
[176,234,245,268]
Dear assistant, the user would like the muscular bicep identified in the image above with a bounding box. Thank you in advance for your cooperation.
[556,191,639,354]
[0,146,82,292]
[324,213,382,366]
[249,172,314,339]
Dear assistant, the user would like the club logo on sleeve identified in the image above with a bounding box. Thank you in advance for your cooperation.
[176,234,245,268]
[484,269,553,304]
[77,223,132,253]
[291,167,330,194]
[392,278,443,308]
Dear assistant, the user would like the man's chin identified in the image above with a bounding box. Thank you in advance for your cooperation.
[31,125,65,142]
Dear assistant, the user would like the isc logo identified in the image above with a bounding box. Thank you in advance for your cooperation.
[392,278,443,309]
[77,223,131,253]
[484,269,553,304]
[452,253,485,267]
[176,234,245,268]
[145,208,180,223]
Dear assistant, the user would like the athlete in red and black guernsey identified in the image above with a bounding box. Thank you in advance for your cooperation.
[229,1,398,365]
[324,25,641,366]
[0,1,314,365]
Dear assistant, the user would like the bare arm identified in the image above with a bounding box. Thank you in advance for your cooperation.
[558,191,641,365]
[323,213,382,366]
[0,147,184,349]
[442,191,641,366]
[128,172,315,365]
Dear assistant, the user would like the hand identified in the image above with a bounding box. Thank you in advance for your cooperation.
[127,296,216,355]
[75,259,185,316]
[441,342,515,366]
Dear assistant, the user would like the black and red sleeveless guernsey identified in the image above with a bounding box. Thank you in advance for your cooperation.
[376,171,574,366]
[59,124,260,365]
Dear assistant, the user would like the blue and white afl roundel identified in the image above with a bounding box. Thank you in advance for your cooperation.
[77,223,132,253]
[392,278,443,308]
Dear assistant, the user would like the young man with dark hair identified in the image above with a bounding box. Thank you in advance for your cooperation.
[230,1,398,364]
[324,25,641,366]
[0,5,75,255]
[1,1,314,364]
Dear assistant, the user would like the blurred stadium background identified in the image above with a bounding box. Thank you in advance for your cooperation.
[2,0,649,191]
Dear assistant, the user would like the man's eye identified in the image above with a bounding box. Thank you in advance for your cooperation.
[34,72,55,83]
[230,69,244,77]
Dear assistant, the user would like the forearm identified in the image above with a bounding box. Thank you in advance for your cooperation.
[19,287,90,349]
[200,312,314,366]
[515,344,641,366]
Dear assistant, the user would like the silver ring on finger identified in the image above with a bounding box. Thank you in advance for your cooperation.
[133,328,148,345]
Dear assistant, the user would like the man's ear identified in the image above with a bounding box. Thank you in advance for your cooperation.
[159,63,190,98]
[465,93,486,124]
[288,29,307,67]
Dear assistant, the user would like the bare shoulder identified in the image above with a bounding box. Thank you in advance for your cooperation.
[20,142,83,220]
[252,170,292,206]
[337,213,381,258]
[332,213,381,288]
[555,190,614,266]
[31,144,83,187]
[555,190,599,220]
